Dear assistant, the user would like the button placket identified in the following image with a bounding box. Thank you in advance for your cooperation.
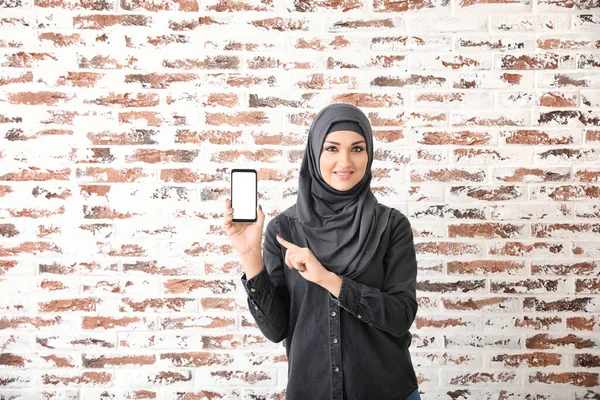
[329,293,343,400]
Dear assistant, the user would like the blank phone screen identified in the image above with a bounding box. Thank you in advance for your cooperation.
[231,171,256,221]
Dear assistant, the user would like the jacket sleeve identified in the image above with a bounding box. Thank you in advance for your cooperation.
[329,210,418,338]
[240,217,290,343]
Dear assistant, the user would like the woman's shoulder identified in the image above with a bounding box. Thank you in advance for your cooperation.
[379,204,408,223]
[380,204,412,235]
[264,204,295,236]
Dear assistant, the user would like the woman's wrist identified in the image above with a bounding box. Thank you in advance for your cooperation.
[319,272,343,298]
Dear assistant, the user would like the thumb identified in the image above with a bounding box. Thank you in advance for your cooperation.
[257,204,264,222]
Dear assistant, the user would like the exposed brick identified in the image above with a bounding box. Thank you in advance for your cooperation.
[447,371,517,385]
[526,333,598,349]
[83,92,160,107]
[35,0,114,10]
[168,16,226,30]
[41,371,112,385]
[124,72,198,89]
[73,14,151,29]
[574,354,600,368]
[491,352,561,368]
[121,0,199,11]
[0,4,596,397]
[206,0,273,11]
[418,279,486,293]
[447,260,525,275]
[499,53,572,69]
[250,17,308,31]
[529,371,599,387]
[524,297,600,313]
[163,56,240,70]
[373,0,449,12]
[2,51,58,68]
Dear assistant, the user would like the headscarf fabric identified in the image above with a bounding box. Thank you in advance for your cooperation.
[284,103,392,280]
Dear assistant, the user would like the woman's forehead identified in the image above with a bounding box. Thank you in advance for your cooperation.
[324,130,365,141]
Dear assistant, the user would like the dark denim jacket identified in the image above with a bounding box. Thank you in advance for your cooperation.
[241,206,419,400]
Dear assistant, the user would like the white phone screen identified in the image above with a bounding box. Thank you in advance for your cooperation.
[232,171,256,221]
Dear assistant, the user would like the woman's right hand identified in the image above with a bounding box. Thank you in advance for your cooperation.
[223,198,265,257]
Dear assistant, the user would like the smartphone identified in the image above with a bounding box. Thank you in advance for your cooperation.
[230,169,257,223]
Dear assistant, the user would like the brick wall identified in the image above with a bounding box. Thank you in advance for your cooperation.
[1,0,600,399]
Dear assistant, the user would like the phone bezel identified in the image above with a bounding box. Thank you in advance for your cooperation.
[230,168,257,223]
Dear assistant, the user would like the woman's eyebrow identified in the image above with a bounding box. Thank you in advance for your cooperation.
[324,140,366,145]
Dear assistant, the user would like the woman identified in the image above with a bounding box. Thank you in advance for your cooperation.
[223,103,420,400]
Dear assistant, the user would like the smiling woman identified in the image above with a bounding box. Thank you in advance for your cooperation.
[319,120,369,192]
[234,103,420,400]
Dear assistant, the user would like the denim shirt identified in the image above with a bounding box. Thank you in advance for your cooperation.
[241,206,419,400]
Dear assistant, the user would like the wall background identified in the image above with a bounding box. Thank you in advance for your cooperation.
[1,0,600,399]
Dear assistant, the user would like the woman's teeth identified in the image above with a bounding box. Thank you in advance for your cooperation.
[335,172,353,179]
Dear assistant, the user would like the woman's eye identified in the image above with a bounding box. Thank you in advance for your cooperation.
[326,147,364,152]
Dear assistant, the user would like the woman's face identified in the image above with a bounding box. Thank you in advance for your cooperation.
[319,130,368,191]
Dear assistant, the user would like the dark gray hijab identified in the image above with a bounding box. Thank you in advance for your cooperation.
[284,103,392,280]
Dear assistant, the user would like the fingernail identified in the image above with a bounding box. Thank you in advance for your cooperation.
[259,204,262,210]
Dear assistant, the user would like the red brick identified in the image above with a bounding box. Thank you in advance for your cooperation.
[529,371,599,387]
[1,0,28,7]
[35,0,114,10]
[42,371,112,385]
[121,0,198,11]
[2,51,58,68]
[206,111,267,126]
[73,14,151,29]
[250,17,308,31]
[164,55,239,69]
[78,53,141,69]
[206,0,273,11]
[84,92,160,107]
[373,0,449,12]
[491,352,561,368]
[168,16,227,30]
[7,91,73,105]
[39,297,101,312]
[124,72,198,89]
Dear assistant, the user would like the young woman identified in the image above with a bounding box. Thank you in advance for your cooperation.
[223,103,421,400]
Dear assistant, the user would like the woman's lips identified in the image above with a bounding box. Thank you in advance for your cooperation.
[334,172,353,180]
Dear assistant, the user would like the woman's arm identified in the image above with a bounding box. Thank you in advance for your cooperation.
[327,211,418,338]
[240,217,290,343]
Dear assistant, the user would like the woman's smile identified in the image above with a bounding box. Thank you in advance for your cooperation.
[334,171,354,180]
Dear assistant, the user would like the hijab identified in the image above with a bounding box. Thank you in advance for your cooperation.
[283,103,392,280]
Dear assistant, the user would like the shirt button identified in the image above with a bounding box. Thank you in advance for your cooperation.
[357,314,362,319]
[334,366,340,372]
[250,288,256,292]
[333,338,338,344]
[331,311,336,317]
[254,306,258,310]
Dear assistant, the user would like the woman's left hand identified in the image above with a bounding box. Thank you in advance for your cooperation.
[276,234,330,285]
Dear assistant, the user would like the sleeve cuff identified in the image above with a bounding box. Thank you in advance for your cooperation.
[241,266,269,297]
[337,276,361,315]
